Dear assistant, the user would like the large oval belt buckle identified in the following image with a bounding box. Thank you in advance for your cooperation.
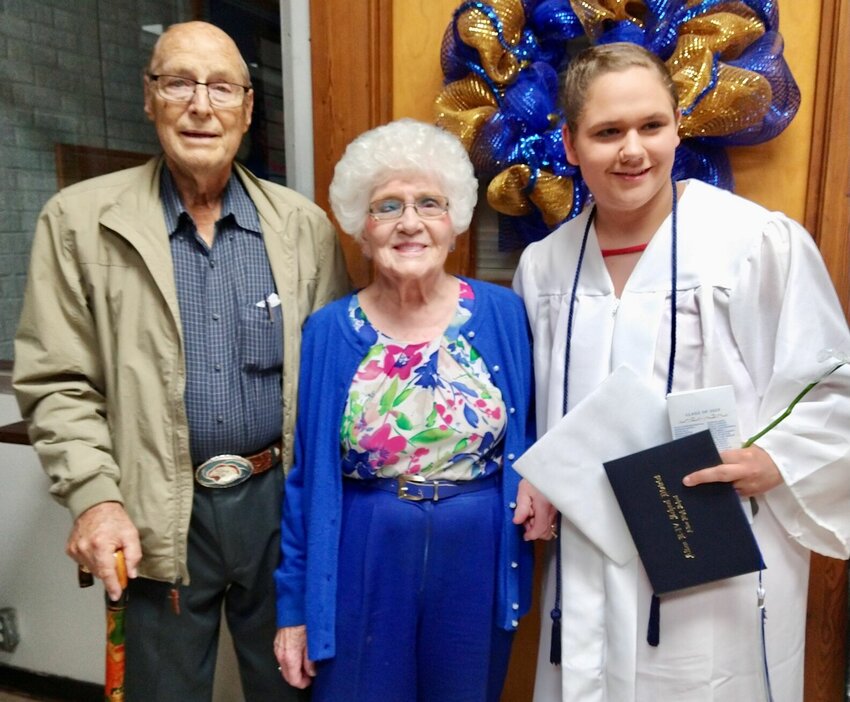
[195,455,253,488]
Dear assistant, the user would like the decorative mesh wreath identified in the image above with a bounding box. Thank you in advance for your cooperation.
[435,0,800,249]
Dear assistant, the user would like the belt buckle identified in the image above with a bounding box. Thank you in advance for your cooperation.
[396,476,444,502]
[397,475,430,501]
[195,455,253,488]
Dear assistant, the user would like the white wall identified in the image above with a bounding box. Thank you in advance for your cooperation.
[0,391,244,699]
[0,392,103,682]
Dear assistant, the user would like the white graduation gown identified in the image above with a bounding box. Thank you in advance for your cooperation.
[513,180,850,702]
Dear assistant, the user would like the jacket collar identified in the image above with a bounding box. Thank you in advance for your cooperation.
[99,157,182,322]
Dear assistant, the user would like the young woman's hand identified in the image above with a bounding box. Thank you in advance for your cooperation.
[513,479,560,541]
[682,445,783,497]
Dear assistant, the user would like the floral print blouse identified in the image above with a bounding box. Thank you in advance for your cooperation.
[341,280,506,481]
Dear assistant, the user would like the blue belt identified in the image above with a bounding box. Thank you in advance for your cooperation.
[346,472,499,502]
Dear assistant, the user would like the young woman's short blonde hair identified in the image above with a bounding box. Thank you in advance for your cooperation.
[561,42,679,134]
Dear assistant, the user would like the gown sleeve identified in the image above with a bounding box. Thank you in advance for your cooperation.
[728,215,850,559]
[513,242,554,435]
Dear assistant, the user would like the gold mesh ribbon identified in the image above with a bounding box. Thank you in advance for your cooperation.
[570,0,648,41]
[488,166,574,227]
[454,0,527,84]
[669,9,771,137]
[435,75,498,150]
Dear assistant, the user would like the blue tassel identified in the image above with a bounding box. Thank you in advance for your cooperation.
[647,594,660,646]
[549,607,562,664]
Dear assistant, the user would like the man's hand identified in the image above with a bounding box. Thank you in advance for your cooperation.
[512,478,559,541]
[682,445,783,497]
[274,625,316,689]
[66,501,141,600]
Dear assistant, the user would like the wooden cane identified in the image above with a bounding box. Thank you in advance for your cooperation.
[104,550,129,702]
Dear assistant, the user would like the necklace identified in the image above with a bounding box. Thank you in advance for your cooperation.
[563,182,679,413]
[600,242,649,257]
[549,180,679,662]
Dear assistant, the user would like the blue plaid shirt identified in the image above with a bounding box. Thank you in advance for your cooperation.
[163,168,283,464]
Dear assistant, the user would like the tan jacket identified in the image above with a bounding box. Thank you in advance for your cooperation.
[14,157,350,583]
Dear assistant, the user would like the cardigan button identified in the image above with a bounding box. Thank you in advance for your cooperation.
[510,561,518,569]
[467,331,475,338]
[511,619,519,628]
[507,453,515,461]
[492,364,500,372]
[509,407,516,414]
[509,501,517,509]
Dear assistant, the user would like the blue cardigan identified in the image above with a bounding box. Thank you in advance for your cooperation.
[275,278,536,661]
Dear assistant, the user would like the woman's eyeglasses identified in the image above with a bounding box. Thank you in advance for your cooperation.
[368,195,449,221]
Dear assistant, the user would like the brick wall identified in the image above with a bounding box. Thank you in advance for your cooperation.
[0,0,191,358]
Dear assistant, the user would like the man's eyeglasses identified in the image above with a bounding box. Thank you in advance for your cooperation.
[148,74,252,109]
[368,195,449,221]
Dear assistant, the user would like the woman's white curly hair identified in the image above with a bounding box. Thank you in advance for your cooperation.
[329,118,478,240]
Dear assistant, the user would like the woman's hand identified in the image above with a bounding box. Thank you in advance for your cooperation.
[274,625,316,689]
[682,445,783,497]
[512,478,559,541]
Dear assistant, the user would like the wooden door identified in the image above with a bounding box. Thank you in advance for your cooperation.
[311,2,850,699]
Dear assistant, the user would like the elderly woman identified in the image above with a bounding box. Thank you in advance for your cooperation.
[273,118,556,701]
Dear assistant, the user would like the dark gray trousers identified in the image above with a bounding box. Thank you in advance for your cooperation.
[124,468,308,702]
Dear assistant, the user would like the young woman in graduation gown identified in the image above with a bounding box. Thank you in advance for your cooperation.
[514,42,850,702]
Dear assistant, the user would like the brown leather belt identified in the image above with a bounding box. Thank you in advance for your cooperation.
[194,441,282,488]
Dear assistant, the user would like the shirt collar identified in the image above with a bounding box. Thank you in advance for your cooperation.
[160,166,262,238]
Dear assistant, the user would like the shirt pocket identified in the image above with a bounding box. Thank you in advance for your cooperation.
[240,298,283,372]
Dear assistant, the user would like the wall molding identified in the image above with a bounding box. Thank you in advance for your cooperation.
[805,0,850,316]
[310,0,393,288]
[0,664,100,701]
[802,2,849,700]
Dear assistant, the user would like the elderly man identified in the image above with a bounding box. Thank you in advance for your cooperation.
[14,21,349,701]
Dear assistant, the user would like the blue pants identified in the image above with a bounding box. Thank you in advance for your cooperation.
[313,478,514,702]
